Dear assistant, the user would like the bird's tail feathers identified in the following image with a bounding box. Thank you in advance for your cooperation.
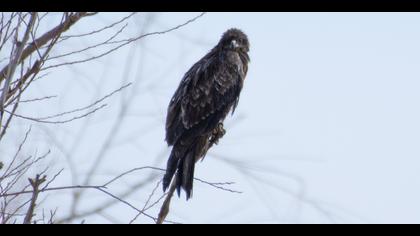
[162,147,179,193]
[162,139,200,200]
[176,150,196,199]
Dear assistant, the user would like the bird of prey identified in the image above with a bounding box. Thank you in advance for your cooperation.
[163,28,250,200]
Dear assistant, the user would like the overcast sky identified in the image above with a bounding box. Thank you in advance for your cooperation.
[4,12,420,224]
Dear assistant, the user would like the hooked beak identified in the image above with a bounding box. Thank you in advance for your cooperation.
[231,39,239,49]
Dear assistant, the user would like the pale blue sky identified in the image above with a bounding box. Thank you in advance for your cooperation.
[4,12,420,223]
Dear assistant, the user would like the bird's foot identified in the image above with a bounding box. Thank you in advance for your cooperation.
[210,123,226,146]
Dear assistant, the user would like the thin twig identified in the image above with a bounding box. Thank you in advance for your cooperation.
[58,13,136,41]
[129,180,162,224]
[4,104,107,124]
[3,82,131,124]
[41,12,206,71]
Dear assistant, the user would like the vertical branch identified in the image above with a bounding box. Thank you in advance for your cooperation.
[0,86,21,140]
[0,12,36,135]
[23,174,46,224]
[156,176,177,224]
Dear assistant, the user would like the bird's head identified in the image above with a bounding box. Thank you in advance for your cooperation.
[219,28,249,53]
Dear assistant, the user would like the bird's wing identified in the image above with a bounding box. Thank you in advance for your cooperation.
[166,52,244,145]
[181,56,241,130]
[165,58,210,144]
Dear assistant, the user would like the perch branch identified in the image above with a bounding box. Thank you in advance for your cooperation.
[156,176,177,224]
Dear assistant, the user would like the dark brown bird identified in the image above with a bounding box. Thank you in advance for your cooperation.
[163,28,250,200]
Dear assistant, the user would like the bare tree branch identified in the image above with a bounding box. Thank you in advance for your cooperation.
[156,176,177,224]
[23,174,46,224]
[40,12,206,71]
[0,12,246,225]
[0,13,36,133]
[0,12,94,83]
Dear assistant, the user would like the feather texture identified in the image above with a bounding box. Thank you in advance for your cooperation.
[163,28,250,200]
